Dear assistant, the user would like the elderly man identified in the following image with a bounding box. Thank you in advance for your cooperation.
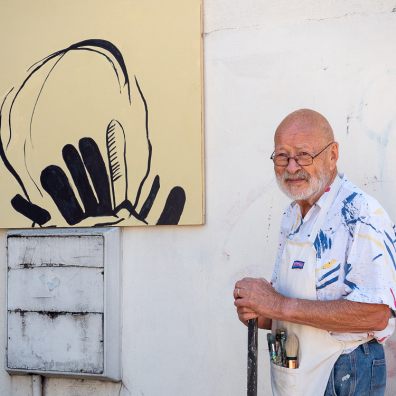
[234,109,396,396]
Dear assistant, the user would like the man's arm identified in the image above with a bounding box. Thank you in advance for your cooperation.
[234,278,390,332]
[280,298,389,332]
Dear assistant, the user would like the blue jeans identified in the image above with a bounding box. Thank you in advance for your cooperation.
[324,340,386,396]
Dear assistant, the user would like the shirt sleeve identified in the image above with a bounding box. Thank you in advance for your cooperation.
[343,200,396,340]
[344,204,396,307]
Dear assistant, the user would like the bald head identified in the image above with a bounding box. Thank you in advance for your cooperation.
[275,109,334,145]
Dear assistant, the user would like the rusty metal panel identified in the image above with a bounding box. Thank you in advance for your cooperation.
[6,228,121,381]
[7,311,103,373]
[8,267,104,312]
[8,235,103,269]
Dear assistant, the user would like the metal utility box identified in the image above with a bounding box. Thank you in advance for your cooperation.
[6,228,121,381]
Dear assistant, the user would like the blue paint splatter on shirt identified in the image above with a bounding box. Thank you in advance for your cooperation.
[384,240,396,271]
[344,263,359,291]
[314,230,332,259]
[341,192,380,236]
[341,193,362,237]
[384,230,396,253]
[288,217,303,238]
[317,275,339,290]
[318,263,341,282]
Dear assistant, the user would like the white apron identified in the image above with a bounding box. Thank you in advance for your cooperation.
[271,181,371,396]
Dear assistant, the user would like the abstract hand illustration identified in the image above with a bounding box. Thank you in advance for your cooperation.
[11,121,185,226]
[0,39,187,227]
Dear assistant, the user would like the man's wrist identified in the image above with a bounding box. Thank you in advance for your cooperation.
[274,294,290,321]
[278,296,300,323]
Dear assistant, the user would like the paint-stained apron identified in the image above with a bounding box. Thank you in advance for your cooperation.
[271,179,371,396]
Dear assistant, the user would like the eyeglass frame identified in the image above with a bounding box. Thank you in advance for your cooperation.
[270,141,335,167]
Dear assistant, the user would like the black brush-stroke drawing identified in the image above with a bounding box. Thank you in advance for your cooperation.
[0,39,186,226]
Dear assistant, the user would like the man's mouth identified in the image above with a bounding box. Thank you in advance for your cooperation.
[285,178,307,184]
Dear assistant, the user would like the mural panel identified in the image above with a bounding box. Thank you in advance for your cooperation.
[0,1,204,227]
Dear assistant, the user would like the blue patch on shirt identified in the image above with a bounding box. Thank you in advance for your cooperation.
[292,260,305,269]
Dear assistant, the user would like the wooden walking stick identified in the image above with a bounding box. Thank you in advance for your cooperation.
[247,318,258,396]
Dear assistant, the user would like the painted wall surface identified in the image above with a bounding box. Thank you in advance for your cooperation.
[1,1,396,395]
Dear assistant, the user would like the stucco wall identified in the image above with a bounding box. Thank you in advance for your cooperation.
[1,1,396,395]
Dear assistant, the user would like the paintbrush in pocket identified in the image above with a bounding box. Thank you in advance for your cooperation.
[285,332,299,369]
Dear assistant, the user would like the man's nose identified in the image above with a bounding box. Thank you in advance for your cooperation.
[286,157,301,173]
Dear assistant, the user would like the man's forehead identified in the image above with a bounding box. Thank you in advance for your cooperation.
[274,128,324,147]
[274,141,316,152]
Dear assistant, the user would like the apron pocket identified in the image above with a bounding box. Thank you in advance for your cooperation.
[270,361,303,394]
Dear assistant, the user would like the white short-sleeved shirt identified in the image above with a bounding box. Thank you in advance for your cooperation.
[271,174,396,347]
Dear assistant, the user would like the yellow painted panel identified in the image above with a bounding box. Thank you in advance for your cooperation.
[0,0,204,227]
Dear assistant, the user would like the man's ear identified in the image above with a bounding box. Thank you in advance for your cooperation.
[330,142,339,165]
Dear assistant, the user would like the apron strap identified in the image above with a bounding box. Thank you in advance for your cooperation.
[308,174,343,244]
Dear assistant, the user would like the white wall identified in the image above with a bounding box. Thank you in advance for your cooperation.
[1,1,396,395]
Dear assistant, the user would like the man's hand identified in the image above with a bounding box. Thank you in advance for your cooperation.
[234,277,285,317]
[235,307,271,330]
[233,277,283,330]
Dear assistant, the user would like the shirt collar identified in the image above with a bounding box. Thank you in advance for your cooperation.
[314,173,343,209]
[290,173,344,221]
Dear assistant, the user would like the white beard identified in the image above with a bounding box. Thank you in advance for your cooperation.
[276,168,330,201]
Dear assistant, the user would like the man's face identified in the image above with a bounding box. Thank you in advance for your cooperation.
[273,126,336,202]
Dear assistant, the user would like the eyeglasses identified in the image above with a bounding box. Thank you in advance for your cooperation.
[270,141,334,167]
